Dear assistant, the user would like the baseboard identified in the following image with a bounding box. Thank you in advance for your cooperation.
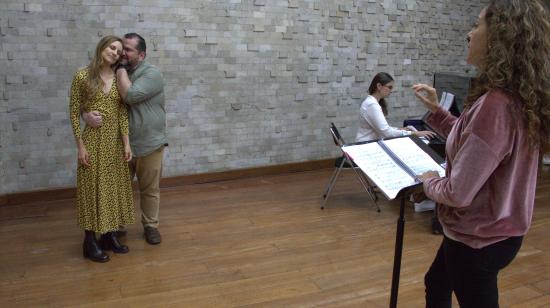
[0,158,334,206]
[160,158,334,187]
[0,195,8,206]
[1,187,77,207]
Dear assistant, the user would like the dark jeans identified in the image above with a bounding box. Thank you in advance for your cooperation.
[425,235,523,308]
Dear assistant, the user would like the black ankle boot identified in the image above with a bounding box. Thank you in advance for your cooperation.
[99,232,129,254]
[83,231,110,263]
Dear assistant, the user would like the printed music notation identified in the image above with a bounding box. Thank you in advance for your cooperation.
[342,137,445,200]
[383,138,445,177]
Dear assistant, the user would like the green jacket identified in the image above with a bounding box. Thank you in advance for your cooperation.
[126,61,167,157]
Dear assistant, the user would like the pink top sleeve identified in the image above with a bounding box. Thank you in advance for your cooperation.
[426,107,458,138]
[422,90,538,248]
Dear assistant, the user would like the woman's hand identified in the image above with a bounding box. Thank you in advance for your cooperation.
[413,130,437,139]
[123,144,132,162]
[122,135,132,162]
[77,144,91,167]
[418,170,441,182]
[412,84,439,112]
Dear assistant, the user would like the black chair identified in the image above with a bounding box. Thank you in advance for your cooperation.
[321,123,380,211]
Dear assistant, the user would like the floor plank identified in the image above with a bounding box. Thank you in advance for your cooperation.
[1,165,549,307]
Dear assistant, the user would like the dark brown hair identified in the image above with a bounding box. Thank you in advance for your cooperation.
[124,33,147,55]
[368,72,394,115]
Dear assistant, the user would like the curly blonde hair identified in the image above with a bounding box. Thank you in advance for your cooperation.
[465,0,550,152]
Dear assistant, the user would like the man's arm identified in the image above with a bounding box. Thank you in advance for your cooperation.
[82,111,103,128]
[116,67,132,101]
[120,67,164,105]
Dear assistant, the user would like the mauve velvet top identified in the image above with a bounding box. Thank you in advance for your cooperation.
[424,89,539,249]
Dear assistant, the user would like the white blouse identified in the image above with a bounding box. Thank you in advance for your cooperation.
[355,95,410,142]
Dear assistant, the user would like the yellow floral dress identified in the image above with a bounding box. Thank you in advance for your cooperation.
[69,69,134,233]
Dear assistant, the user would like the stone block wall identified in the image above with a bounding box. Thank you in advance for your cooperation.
[0,0,487,194]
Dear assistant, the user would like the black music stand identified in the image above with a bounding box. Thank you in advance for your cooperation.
[386,138,443,308]
[340,136,444,308]
[389,185,421,308]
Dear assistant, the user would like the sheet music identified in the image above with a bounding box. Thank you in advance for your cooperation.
[382,138,445,177]
[440,92,455,111]
[342,143,416,199]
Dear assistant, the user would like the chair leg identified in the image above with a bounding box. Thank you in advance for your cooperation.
[323,163,341,199]
[321,159,346,209]
[321,154,381,212]
[352,165,381,212]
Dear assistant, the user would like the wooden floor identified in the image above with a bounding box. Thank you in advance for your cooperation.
[1,166,550,307]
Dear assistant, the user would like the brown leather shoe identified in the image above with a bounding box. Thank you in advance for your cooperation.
[144,226,161,245]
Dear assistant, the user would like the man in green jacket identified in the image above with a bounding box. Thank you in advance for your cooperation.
[84,33,167,245]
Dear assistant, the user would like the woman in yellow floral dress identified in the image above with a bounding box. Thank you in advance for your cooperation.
[69,35,134,263]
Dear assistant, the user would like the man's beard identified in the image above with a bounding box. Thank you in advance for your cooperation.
[119,58,136,73]
[125,59,139,71]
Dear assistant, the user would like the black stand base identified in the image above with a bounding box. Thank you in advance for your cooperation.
[390,195,407,308]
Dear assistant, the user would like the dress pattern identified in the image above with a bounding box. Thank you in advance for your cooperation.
[70,69,134,233]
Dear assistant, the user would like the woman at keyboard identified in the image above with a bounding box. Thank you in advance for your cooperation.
[355,72,435,142]
[414,0,550,306]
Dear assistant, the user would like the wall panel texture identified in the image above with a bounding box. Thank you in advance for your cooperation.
[0,0,487,194]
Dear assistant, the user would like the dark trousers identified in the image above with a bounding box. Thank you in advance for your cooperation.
[425,235,523,308]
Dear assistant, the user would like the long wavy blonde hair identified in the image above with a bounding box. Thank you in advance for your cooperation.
[83,35,122,103]
[464,0,550,152]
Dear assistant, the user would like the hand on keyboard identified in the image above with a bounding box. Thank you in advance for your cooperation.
[413,130,437,139]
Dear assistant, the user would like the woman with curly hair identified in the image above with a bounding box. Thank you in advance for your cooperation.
[70,35,135,262]
[412,0,550,306]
